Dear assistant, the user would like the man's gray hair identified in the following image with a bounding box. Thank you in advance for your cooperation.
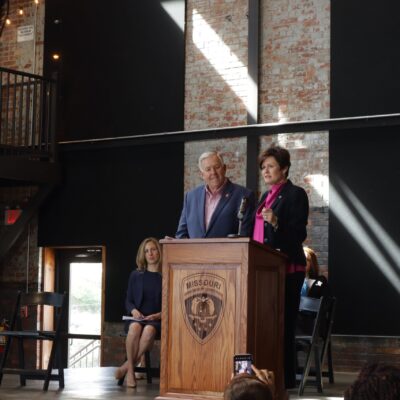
[198,151,225,171]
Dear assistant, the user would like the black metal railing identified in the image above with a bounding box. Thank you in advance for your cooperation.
[0,67,57,161]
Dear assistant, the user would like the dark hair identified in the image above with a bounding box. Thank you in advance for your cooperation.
[344,362,400,400]
[224,374,273,400]
[258,145,291,178]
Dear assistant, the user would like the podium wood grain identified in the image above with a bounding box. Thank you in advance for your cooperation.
[158,238,286,400]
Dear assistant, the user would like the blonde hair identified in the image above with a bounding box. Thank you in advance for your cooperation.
[304,247,319,278]
[136,237,162,272]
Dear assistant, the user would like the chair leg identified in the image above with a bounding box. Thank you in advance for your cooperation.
[314,347,323,393]
[327,341,334,384]
[145,351,152,384]
[44,341,58,390]
[17,337,26,386]
[298,343,313,396]
[57,346,65,389]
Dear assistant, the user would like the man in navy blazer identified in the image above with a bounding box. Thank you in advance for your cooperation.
[176,151,255,238]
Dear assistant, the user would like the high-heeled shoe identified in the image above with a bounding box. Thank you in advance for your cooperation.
[114,367,126,380]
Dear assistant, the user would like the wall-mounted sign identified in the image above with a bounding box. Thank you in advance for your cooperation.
[17,25,34,42]
[5,208,22,225]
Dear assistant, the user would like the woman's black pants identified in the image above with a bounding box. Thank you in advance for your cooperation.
[284,271,305,389]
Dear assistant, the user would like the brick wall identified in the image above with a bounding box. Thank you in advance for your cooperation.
[332,336,400,372]
[102,322,126,367]
[0,0,44,294]
[259,133,329,270]
[0,217,40,291]
[0,185,40,288]
[0,0,45,367]
[0,0,45,74]
[184,0,249,130]
[183,0,330,268]
[259,0,330,123]
[0,216,40,369]
[184,138,247,192]
[257,0,330,269]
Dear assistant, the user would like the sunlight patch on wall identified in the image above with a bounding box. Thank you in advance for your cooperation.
[330,178,400,295]
[307,173,329,205]
[192,9,255,121]
[344,183,400,272]
[161,1,185,31]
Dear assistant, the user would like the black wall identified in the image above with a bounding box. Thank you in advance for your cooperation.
[330,1,400,334]
[38,142,184,322]
[44,0,185,141]
[331,1,400,118]
[329,128,400,335]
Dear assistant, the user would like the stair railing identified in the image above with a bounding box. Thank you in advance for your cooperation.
[0,67,57,161]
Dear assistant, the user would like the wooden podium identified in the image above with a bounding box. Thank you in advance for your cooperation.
[157,238,287,400]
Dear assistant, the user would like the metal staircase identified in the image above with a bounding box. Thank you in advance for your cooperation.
[0,67,60,262]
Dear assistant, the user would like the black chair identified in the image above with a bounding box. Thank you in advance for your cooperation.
[0,291,67,390]
[295,295,336,396]
[308,276,335,385]
[308,275,331,299]
[117,332,160,385]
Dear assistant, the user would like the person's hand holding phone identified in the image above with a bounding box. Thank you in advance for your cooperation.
[251,364,275,393]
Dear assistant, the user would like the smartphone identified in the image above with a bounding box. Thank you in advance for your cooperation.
[233,353,253,375]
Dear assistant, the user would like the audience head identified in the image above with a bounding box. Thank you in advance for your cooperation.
[224,373,273,400]
[344,362,400,400]
[136,237,162,271]
[258,145,291,179]
[304,247,319,279]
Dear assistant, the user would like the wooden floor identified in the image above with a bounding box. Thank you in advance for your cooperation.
[0,367,356,400]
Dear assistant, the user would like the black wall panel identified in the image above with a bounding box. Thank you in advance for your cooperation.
[44,0,185,141]
[38,143,184,322]
[331,1,400,118]
[331,1,400,334]
[329,129,400,335]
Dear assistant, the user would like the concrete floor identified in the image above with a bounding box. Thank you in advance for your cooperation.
[0,367,356,400]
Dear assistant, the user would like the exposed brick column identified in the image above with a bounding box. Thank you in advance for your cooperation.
[259,0,330,122]
[184,0,249,130]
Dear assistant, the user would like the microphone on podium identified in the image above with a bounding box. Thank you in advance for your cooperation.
[228,196,248,238]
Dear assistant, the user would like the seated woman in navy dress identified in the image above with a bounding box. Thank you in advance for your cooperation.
[115,237,162,388]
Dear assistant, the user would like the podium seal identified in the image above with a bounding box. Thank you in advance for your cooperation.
[181,272,226,344]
